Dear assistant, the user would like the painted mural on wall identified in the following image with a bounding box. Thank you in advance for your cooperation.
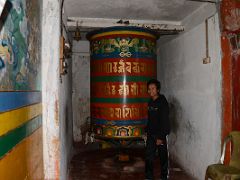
[0,0,41,91]
[0,0,43,179]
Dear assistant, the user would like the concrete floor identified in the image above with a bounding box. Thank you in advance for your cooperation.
[69,143,195,180]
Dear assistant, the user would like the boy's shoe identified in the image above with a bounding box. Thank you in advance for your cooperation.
[160,178,168,180]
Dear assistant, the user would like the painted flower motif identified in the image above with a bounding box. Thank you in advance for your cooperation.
[225,8,240,31]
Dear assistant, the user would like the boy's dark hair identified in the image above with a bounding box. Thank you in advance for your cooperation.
[147,79,161,91]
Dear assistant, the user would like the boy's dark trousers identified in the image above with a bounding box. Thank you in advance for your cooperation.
[145,135,169,179]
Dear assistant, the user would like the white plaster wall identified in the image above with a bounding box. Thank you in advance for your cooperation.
[42,0,60,178]
[42,1,73,179]
[157,13,222,179]
[72,40,90,142]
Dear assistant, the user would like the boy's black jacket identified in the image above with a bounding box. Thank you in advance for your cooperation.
[146,94,170,140]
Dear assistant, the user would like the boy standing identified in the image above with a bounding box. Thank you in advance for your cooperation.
[145,79,170,180]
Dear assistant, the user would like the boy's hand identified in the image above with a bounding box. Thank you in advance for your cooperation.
[141,134,147,146]
[156,139,163,145]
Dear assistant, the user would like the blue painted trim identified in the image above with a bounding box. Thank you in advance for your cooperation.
[91,53,156,60]
[0,91,41,112]
[92,118,147,126]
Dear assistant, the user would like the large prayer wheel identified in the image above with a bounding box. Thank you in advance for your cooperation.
[87,26,159,139]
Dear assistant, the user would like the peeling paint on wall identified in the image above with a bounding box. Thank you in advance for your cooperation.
[72,43,90,142]
[55,99,59,125]
[221,0,240,33]
[42,0,61,179]
[224,8,240,31]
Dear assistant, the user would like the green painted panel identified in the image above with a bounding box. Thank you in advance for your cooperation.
[91,97,150,103]
[91,76,154,82]
[0,115,42,159]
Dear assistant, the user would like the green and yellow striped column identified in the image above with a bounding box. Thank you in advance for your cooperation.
[0,91,43,180]
[87,26,159,139]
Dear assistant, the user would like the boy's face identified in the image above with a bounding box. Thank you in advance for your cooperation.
[147,83,159,98]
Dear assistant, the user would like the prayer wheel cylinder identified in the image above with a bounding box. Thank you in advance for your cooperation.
[87,26,159,139]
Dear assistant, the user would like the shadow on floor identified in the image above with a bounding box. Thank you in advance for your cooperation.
[69,143,195,180]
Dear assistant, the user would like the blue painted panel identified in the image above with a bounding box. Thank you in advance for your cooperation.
[0,91,41,112]
[92,118,147,126]
[91,53,156,60]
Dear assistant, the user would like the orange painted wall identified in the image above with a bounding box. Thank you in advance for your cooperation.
[0,128,43,180]
[221,35,233,140]
[221,0,240,136]
[221,0,240,163]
